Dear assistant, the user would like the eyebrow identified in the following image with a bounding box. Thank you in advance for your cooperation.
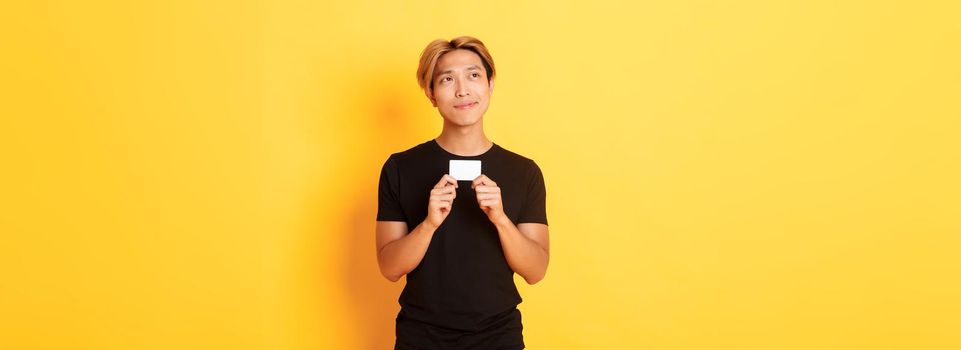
[436,65,482,77]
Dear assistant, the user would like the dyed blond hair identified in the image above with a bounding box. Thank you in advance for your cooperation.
[416,36,496,96]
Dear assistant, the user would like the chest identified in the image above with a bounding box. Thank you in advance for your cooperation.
[398,160,529,224]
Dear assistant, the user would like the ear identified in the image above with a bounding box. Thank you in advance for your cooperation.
[425,88,437,107]
[488,78,495,94]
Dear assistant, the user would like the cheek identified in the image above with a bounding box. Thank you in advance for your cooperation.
[471,80,489,91]
[432,89,453,105]
[476,84,493,99]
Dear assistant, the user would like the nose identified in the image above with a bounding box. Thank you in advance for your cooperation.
[455,81,470,98]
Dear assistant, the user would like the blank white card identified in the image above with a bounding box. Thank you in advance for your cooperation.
[449,160,482,181]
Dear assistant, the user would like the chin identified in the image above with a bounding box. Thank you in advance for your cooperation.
[442,113,481,127]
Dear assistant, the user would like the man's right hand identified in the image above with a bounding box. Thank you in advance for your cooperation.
[426,174,458,229]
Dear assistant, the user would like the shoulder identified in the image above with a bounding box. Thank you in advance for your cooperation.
[494,144,543,175]
[383,140,435,166]
[494,143,533,162]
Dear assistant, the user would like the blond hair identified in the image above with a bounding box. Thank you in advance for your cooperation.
[416,36,496,96]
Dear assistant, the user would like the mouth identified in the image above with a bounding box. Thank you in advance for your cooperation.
[454,101,479,110]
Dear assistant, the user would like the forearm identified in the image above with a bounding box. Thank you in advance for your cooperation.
[493,217,549,284]
[378,221,437,282]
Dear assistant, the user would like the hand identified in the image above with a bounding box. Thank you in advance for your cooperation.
[472,174,507,223]
[425,174,458,229]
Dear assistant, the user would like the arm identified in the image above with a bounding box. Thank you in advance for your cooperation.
[472,175,551,285]
[493,219,550,285]
[375,174,459,282]
[376,220,438,282]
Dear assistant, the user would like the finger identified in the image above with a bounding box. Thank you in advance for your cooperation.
[434,174,459,189]
[431,194,455,203]
[445,174,459,188]
[471,174,496,188]
[430,198,454,205]
[476,193,499,201]
[471,174,488,187]
[432,186,456,195]
[473,185,500,194]
[479,199,498,207]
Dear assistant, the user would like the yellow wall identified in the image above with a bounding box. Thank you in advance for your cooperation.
[2,1,959,349]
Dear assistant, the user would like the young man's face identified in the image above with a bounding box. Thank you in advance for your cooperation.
[427,49,494,127]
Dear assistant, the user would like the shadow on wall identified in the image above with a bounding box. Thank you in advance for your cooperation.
[324,63,423,349]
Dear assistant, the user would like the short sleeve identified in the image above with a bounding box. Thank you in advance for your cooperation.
[516,160,548,225]
[376,155,407,222]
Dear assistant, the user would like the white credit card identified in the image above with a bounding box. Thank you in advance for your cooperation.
[449,160,482,181]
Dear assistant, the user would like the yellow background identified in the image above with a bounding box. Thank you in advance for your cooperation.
[2,1,959,349]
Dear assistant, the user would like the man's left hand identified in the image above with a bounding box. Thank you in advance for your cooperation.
[472,174,507,223]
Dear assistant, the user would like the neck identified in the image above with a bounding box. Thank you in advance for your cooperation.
[436,119,492,156]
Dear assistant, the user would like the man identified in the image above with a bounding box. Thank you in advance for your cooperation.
[375,36,550,349]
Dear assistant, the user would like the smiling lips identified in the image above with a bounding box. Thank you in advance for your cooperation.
[455,101,478,110]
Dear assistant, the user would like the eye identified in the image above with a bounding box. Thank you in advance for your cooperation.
[471,73,480,78]
[440,76,452,83]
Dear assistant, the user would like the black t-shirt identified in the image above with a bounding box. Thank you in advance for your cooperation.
[377,139,548,332]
